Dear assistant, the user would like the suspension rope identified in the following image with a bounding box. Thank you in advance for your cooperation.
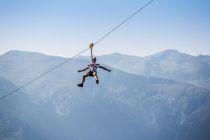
[94,0,154,45]
[0,0,154,102]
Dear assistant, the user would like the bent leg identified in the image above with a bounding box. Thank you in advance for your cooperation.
[81,74,89,84]
[93,72,99,84]
[78,72,89,87]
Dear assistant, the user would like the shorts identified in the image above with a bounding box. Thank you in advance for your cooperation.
[87,71,96,77]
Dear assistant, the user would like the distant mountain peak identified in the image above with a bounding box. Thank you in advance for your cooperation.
[151,49,193,59]
[103,52,138,57]
[162,49,179,53]
[157,49,181,55]
[2,50,47,57]
[109,52,128,57]
[1,50,67,61]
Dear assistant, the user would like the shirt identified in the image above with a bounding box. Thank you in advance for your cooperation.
[88,63,100,72]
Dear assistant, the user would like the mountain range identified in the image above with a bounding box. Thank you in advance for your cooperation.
[0,50,210,140]
[98,49,210,90]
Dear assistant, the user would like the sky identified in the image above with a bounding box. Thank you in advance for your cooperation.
[0,0,210,57]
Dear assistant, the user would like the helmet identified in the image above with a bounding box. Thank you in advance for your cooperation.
[92,56,97,61]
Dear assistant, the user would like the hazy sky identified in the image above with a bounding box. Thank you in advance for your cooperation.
[0,0,210,57]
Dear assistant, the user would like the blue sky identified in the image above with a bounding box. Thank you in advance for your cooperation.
[0,0,210,57]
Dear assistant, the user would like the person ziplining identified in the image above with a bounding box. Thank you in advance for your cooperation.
[77,43,111,87]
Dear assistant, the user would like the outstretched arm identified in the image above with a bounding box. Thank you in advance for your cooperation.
[99,66,111,72]
[78,67,89,72]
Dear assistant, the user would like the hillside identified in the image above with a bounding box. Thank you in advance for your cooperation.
[0,50,210,140]
[99,50,210,90]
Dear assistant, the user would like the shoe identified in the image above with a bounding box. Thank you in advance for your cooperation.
[77,83,83,87]
[96,80,99,84]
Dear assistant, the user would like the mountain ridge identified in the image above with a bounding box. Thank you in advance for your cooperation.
[2,49,209,59]
[1,50,210,140]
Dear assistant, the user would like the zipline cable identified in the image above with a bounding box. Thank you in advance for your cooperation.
[0,0,154,102]
[94,0,154,45]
